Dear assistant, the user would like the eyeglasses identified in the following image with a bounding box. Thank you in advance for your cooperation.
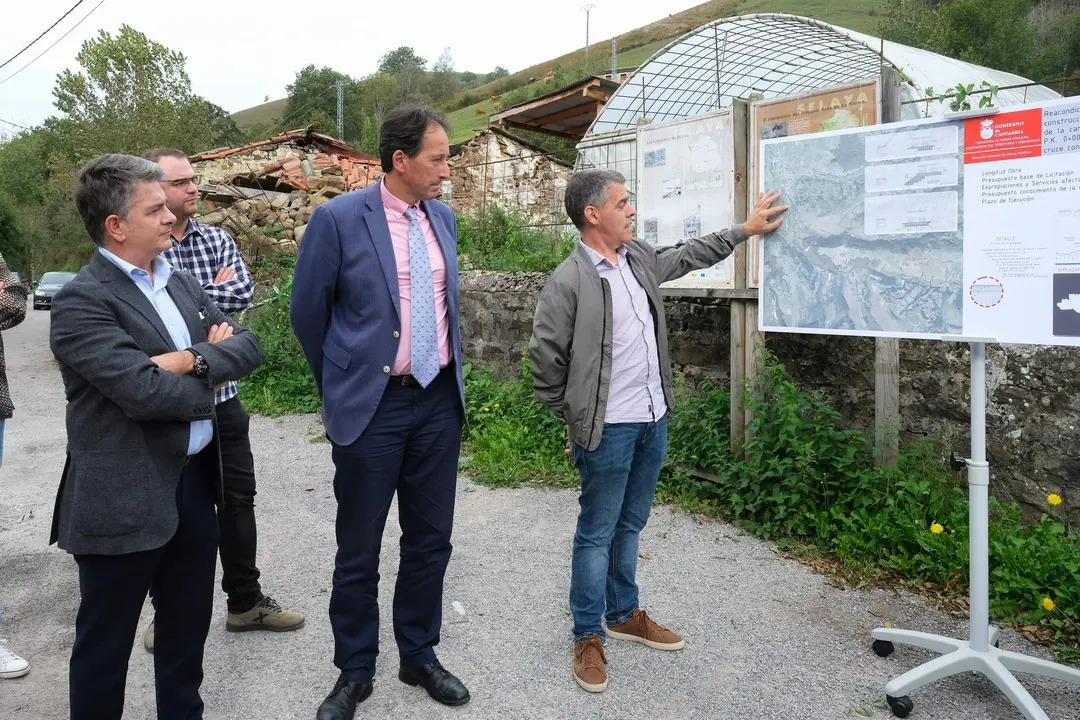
[162,175,200,188]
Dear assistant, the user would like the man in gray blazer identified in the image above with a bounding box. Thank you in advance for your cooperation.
[48,153,262,720]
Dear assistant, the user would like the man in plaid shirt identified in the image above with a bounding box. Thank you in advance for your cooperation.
[140,148,305,650]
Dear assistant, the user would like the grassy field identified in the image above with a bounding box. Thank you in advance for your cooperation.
[447,99,497,143]
[234,0,885,140]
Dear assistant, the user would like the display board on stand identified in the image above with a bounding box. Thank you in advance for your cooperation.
[635,110,736,288]
[759,95,1080,344]
[759,94,1080,719]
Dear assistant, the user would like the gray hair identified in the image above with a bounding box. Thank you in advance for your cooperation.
[75,153,165,247]
[564,168,625,230]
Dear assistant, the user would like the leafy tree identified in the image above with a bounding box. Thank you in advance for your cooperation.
[358,113,379,158]
[486,66,510,82]
[51,24,241,155]
[0,195,29,276]
[357,73,399,121]
[0,24,245,274]
[378,46,426,76]
[429,47,460,105]
[879,0,1080,86]
[378,46,427,102]
[284,64,359,137]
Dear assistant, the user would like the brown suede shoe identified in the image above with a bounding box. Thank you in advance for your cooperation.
[573,634,608,693]
[606,609,684,650]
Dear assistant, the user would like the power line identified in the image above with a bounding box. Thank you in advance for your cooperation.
[0,117,29,130]
[0,0,107,88]
[0,0,84,71]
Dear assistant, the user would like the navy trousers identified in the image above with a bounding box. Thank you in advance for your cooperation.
[69,450,219,720]
[328,365,462,685]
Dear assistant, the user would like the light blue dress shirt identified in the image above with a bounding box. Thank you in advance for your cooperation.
[98,247,213,455]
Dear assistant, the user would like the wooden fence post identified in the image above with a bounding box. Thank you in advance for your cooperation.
[730,99,750,450]
[875,66,903,468]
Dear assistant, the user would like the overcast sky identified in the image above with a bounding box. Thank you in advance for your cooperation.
[0,0,705,131]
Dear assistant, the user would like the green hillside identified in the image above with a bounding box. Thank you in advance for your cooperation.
[231,98,288,132]
[233,0,884,142]
[443,0,884,142]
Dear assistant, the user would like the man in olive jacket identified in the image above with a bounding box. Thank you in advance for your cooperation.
[529,168,786,693]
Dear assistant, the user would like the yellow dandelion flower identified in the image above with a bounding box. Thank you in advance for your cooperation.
[930,523,944,534]
[494,403,501,409]
[1048,493,1062,506]
[1043,597,1055,612]
[483,407,490,412]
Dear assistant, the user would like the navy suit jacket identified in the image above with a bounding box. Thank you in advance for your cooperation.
[290,182,466,446]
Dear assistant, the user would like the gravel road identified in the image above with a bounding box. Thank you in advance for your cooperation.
[2,307,1078,719]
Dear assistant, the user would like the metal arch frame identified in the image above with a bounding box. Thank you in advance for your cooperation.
[581,13,909,138]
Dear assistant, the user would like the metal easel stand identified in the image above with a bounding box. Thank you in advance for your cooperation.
[870,339,1080,719]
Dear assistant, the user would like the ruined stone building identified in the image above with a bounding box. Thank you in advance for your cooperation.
[188,130,382,259]
[447,127,572,230]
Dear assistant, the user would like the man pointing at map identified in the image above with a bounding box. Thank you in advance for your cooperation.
[529,168,787,693]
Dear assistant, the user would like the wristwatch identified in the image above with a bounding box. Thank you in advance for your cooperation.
[186,348,209,376]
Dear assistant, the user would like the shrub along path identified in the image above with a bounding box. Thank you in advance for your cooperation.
[3,308,1080,719]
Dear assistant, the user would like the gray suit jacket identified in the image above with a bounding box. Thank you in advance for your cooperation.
[48,251,262,556]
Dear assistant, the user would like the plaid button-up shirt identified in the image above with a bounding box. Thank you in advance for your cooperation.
[162,219,255,405]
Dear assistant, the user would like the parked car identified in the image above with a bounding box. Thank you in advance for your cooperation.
[32,271,77,310]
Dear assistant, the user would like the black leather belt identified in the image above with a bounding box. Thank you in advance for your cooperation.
[387,373,423,387]
[388,361,453,388]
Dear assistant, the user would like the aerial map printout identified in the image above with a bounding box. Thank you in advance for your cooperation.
[747,80,880,287]
[759,95,1080,345]
[637,111,735,287]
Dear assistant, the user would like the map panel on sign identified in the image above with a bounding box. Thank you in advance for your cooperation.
[865,126,958,162]
[761,123,965,338]
[865,158,958,192]
[864,191,958,235]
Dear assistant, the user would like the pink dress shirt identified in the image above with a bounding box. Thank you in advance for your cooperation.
[380,180,451,375]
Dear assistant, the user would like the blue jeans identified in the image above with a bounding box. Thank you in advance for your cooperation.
[569,416,668,642]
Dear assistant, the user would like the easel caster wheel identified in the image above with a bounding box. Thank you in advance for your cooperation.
[887,695,914,717]
[872,639,895,657]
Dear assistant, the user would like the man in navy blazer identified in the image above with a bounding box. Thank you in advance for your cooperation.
[290,105,470,719]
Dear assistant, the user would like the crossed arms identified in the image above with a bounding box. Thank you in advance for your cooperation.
[49,278,262,423]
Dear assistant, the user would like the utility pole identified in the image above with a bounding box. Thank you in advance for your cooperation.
[582,4,595,59]
[611,36,617,78]
[336,79,344,139]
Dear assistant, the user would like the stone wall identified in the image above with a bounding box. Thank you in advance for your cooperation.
[459,271,1080,518]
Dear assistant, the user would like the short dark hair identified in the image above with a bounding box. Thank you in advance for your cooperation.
[564,169,625,230]
[74,154,164,247]
[142,147,189,163]
[379,105,450,173]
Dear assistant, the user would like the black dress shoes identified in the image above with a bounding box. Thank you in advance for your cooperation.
[398,660,471,706]
[316,672,373,720]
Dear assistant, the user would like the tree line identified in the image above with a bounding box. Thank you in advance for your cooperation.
[881,0,1080,89]
[4,3,1080,279]
[0,27,506,278]
[261,47,509,156]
